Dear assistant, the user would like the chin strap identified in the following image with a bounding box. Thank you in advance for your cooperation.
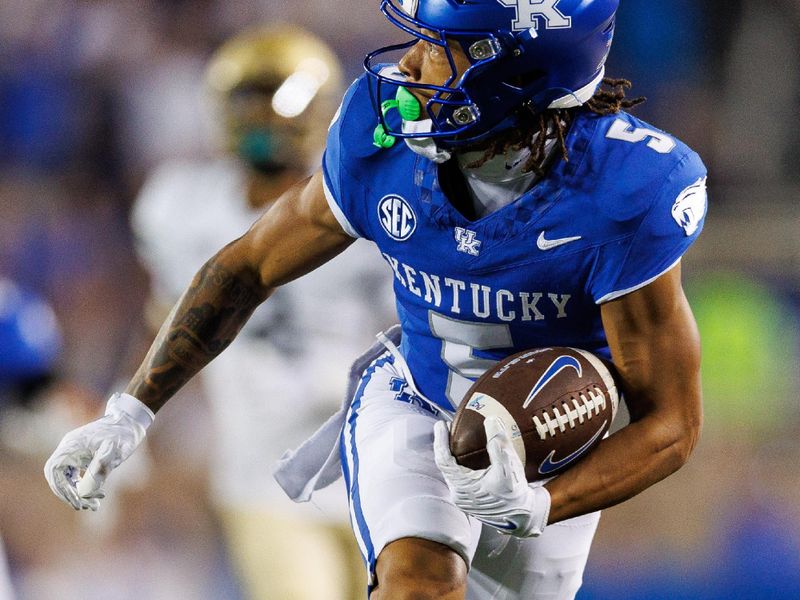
[401,119,452,163]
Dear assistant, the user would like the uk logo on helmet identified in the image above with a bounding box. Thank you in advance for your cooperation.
[378,194,417,241]
[497,0,573,32]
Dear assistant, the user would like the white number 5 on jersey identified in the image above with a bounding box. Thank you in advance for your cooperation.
[429,311,512,408]
[606,118,676,154]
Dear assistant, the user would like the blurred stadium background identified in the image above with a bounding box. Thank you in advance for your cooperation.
[1,1,798,599]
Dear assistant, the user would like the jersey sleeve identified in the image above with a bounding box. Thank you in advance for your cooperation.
[590,149,708,303]
[322,77,372,240]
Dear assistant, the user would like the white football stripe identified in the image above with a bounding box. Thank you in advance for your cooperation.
[572,348,619,420]
[465,392,526,466]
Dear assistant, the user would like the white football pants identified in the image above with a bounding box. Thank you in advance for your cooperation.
[339,348,600,600]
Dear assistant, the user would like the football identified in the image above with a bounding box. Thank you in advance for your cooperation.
[449,347,620,482]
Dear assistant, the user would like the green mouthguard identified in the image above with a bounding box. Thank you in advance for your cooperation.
[396,86,422,120]
[373,87,422,148]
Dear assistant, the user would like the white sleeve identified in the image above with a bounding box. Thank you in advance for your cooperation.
[322,173,360,239]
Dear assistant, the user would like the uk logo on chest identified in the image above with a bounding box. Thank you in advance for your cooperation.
[454,227,481,256]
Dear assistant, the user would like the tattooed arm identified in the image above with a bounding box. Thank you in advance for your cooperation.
[44,170,354,510]
[126,169,354,413]
[124,258,267,412]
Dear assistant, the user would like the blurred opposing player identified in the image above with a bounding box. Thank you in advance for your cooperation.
[0,279,63,600]
[130,26,394,600]
[45,2,706,598]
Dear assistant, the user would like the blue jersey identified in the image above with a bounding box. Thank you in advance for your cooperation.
[323,73,707,411]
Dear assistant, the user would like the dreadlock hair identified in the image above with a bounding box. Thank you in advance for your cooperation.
[462,78,645,175]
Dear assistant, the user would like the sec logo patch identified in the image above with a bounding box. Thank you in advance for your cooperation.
[378,194,416,241]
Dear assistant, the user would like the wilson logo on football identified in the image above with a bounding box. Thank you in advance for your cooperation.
[378,194,417,241]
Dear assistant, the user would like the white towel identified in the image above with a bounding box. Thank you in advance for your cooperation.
[273,325,403,502]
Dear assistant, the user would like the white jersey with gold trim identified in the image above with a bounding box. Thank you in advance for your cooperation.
[132,158,395,516]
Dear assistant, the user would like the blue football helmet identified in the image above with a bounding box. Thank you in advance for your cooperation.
[0,279,62,390]
[365,0,618,146]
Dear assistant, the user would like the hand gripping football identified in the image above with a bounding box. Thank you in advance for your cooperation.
[450,347,621,481]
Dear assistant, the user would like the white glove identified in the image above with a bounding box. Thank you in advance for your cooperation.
[433,416,551,537]
[43,393,154,511]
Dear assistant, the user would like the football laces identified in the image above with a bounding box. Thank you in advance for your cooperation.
[532,386,607,440]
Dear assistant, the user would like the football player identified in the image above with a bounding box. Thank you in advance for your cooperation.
[129,25,394,600]
[44,2,706,599]
[1,279,63,600]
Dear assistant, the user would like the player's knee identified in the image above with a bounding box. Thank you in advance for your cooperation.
[371,537,467,600]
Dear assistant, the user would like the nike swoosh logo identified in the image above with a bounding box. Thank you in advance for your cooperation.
[475,517,518,531]
[537,231,582,251]
[522,355,582,410]
[537,420,607,475]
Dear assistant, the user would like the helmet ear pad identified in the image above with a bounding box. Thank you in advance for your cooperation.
[443,50,545,142]
[451,16,614,137]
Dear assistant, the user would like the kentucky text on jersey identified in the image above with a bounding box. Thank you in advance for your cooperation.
[381,252,571,321]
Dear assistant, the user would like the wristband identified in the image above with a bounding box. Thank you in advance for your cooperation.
[107,392,155,430]
[530,485,552,535]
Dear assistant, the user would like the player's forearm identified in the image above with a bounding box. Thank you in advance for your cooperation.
[125,242,270,412]
[544,408,701,524]
[545,266,705,524]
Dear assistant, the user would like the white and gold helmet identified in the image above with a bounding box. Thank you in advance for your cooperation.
[206,25,343,173]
